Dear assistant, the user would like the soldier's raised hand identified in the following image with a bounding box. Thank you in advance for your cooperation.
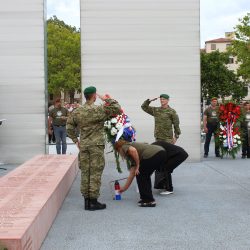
[149,97,159,102]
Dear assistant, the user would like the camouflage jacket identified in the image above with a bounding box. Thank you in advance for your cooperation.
[141,99,181,141]
[66,98,121,147]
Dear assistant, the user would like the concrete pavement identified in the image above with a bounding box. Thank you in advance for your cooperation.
[1,140,250,250]
[41,142,250,250]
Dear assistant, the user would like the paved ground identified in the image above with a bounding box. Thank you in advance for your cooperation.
[2,141,250,249]
[42,141,250,250]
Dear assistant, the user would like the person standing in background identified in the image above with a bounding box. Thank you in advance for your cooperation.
[203,97,220,158]
[48,102,55,144]
[241,102,250,159]
[48,98,69,154]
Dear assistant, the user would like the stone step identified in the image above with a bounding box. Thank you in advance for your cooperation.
[0,155,78,250]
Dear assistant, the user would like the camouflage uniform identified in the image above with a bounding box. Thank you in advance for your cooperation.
[241,110,250,157]
[66,98,121,199]
[141,98,181,192]
[141,99,181,142]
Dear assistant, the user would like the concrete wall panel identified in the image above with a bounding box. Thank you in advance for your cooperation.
[0,0,46,163]
[81,0,201,161]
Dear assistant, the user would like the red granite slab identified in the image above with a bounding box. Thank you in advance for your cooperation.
[0,155,78,250]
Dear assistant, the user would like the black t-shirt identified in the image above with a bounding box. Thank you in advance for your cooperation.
[49,107,68,126]
[204,106,218,125]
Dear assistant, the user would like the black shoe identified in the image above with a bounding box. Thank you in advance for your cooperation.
[242,155,246,159]
[216,154,220,158]
[138,200,156,207]
[88,199,106,211]
[84,198,89,210]
[204,154,208,158]
[138,199,155,204]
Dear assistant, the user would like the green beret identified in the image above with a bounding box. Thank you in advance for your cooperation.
[160,94,169,99]
[211,97,217,101]
[84,86,96,95]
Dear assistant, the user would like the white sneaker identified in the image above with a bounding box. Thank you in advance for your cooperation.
[160,190,174,195]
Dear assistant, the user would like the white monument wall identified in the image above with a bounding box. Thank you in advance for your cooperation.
[0,0,46,163]
[80,0,201,160]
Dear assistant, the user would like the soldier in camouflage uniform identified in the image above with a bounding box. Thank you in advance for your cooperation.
[141,94,181,195]
[66,86,121,211]
[241,102,250,158]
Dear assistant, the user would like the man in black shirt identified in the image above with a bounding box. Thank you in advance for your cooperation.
[203,97,220,158]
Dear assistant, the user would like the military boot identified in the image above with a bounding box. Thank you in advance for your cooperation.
[88,199,106,211]
[84,198,89,210]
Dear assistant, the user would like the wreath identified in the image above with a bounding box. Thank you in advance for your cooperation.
[104,111,136,173]
[216,102,243,158]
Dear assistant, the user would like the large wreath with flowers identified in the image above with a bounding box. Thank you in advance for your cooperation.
[216,102,243,158]
[104,111,136,173]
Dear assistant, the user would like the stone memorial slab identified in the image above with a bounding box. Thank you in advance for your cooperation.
[0,155,78,250]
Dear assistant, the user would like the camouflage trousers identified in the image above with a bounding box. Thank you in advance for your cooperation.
[79,145,105,199]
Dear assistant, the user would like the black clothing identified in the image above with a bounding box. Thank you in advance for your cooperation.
[136,141,188,202]
[204,123,220,156]
[152,141,188,190]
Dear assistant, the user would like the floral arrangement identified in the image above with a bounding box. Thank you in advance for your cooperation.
[104,111,136,173]
[216,102,243,158]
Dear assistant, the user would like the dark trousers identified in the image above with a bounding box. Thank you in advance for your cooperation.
[152,141,189,190]
[204,124,219,156]
[49,128,56,143]
[242,129,250,157]
[136,151,167,202]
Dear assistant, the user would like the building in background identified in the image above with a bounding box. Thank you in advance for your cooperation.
[205,32,250,100]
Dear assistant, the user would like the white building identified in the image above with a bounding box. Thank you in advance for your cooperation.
[205,35,237,71]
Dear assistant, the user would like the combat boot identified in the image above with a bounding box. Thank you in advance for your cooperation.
[84,198,89,210]
[88,199,106,211]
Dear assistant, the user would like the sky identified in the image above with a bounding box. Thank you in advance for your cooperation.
[47,0,250,48]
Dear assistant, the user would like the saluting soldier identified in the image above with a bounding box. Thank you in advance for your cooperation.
[67,86,121,211]
[141,94,181,195]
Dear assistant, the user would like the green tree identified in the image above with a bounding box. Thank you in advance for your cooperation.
[230,13,250,82]
[201,50,247,101]
[47,16,81,102]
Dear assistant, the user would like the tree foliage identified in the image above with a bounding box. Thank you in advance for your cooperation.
[201,51,247,101]
[230,13,250,82]
[47,16,81,100]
